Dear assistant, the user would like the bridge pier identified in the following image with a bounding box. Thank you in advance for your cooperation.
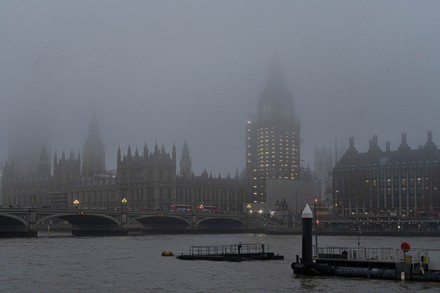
[191,214,198,232]
[121,212,127,230]
[27,209,38,237]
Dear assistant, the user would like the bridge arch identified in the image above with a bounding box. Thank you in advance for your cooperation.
[196,217,247,230]
[0,212,28,230]
[132,215,192,231]
[35,213,123,236]
[36,213,121,228]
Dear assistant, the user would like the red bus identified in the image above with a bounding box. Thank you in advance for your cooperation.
[416,210,440,218]
[169,204,192,212]
[196,205,217,213]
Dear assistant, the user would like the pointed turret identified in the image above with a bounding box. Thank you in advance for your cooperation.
[161,145,166,158]
[154,142,159,159]
[127,145,132,158]
[180,141,192,177]
[258,54,295,124]
[82,109,106,177]
[117,146,121,163]
[172,143,176,162]
[37,146,50,176]
[143,143,148,159]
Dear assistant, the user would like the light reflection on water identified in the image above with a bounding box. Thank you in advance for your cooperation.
[0,234,439,292]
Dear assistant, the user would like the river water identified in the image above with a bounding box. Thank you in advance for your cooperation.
[1,233,439,292]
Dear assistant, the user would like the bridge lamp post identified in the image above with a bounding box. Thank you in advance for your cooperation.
[120,197,128,230]
[73,199,80,209]
[121,197,128,211]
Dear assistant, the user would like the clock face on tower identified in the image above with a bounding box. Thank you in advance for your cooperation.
[262,105,272,121]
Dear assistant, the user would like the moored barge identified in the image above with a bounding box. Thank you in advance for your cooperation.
[293,245,440,281]
[292,204,440,282]
[177,243,284,262]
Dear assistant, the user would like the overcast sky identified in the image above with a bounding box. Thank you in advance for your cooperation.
[1,0,440,175]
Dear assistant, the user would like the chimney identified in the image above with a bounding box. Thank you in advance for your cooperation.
[401,133,407,145]
[424,130,437,150]
[346,137,358,154]
[398,132,410,151]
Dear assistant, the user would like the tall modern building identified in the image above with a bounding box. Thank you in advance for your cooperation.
[246,57,301,203]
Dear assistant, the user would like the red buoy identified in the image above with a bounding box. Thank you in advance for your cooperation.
[400,242,410,252]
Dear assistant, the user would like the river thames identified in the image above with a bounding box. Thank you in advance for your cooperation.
[1,233,439,292]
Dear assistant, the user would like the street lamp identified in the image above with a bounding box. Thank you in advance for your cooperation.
[121,197,127,211]
[120,197,128,231]
[314,197,318,255]
[73,199,80,209]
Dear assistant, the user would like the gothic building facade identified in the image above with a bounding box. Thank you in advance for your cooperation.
[333,132,440,216]
[2,115,245,212]
[246,57,301,203]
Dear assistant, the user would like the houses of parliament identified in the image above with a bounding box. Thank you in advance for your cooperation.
[1,57,303,213]
[1,111,245,212]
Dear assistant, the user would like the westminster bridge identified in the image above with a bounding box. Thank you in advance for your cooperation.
[0,207,265,237]
[2,207,440,237]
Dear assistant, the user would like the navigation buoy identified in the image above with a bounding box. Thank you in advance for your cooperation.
[400,242,410,252]
[162,250,174,256]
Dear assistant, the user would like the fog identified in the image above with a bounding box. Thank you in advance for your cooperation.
[1,0,440,175]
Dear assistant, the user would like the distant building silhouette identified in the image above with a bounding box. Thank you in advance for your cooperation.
[179,141,192,177]
[82,109,106,177]
[246,56,301,203]
[1,112,245,212]
[333,132,440,216]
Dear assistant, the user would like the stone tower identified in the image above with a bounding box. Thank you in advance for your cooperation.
[117,143,177,210]
[82,110,105,177]
[246,56,301,203]
[180,141,192,177]
[37,146,51,177]
[53,150,81,185]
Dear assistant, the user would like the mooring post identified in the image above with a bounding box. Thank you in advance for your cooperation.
[302,204,313,265]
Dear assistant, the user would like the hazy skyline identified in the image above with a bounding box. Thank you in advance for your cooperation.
[1,0,440,175]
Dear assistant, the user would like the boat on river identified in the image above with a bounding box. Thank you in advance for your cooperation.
[177,243,284,262]
[293,244,440,281]
[292,204,440,282]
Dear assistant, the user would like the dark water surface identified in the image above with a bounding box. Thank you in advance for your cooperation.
[1,233,439,292]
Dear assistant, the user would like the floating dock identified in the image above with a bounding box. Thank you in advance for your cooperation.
[177,243,284,262]
[291,204,440,282]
